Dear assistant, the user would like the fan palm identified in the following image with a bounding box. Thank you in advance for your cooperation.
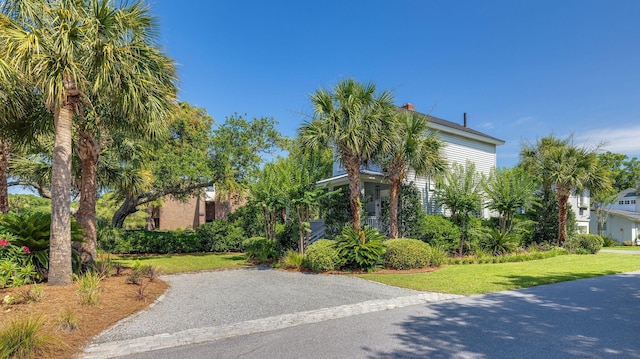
[520,135,611,245]
[0,0,176,285]
[299,79,395,231]
[381,111,445,238]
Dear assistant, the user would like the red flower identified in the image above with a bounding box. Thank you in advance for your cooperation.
[23,246,30,254]
[0,239,9,247]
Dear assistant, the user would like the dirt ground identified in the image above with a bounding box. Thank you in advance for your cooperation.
[0,270,168,359]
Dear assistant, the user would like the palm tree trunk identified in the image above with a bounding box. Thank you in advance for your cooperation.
[557,188,570,246]
[345,158,362,231]
[48,106,74,286]
[0,140,10,214]
[389,179,401,238]
[76,127,101,267]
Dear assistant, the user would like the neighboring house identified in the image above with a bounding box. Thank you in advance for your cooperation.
[316,103,505,232]
[569,191,591,234]
[147,187,244,230]
[589,188,640,244]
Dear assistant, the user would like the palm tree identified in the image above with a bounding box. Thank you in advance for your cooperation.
[434,162,483,256]
[299,79,395,231]
[520,135,611,245]
[0,0,176,285]
[483,167,537,233]
[381,111,444,238]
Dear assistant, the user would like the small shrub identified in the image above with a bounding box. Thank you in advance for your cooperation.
[0,315,57,358]
[565,234,604,254]
[95,256,114,278]
[196,221,245,252]
[18,284,45,304]
[136,280,152,301]
[303,240,341,272]
[144,265,162,282]
[76,271,103,306]
[478,229,518,255]
[426,246,447,267]
[336,226,386,271]
[279,250,304,269]
[242,237,277,263]
[0,244,37,288]
[383,238,431,270]
[56,309,79,331]
[415,215,461,254]
[601,236,617,247]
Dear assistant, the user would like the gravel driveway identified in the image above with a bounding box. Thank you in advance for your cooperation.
[91,267,428,343]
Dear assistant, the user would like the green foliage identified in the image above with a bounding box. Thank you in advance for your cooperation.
[524,193,577,245]
[7,195,50,216]
[319,187,351,239]
[195,221,245,252]
[597,151,640,192]
[228,203,264,238]
[0,212,84,252]
[433,162,484,255]
[415,215,460,254]
[96,193,147,229]
[99,228,212,254]
[565,234,604,254]
[477,228,519,255]
[56,309,80,331]
[426,245,448,267]
[0,237,37,288]
[0,315,56,359]
[380,183,428,238]
[383,238,431,270]
[602,236,617,247]
[242,237,277,263]
[0,212,84,277]
[483,167,537,232]
[278,250,304,269]
[336,226,386,271]
[303,239,341,272]
[76,271,103,306]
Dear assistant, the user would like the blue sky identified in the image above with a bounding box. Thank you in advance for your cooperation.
[151,0,640,168]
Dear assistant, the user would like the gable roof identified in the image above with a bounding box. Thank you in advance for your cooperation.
[606,208,640,222]
[397,106,505,146]
[618,188,638,198]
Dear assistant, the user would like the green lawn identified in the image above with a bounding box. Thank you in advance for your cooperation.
[109,253,248,274]
[605,246,640,251]
[356,253,640,295]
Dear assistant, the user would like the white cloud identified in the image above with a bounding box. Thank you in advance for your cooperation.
[480,122,494,129]
[512,116,536,126]
[575,126,640,155]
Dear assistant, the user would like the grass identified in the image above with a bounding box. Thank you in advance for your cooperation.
[605,246,640,251]
[76,271,103,306]
[0,315,58,359]
[112,253,248,274]
[356,253,640,295]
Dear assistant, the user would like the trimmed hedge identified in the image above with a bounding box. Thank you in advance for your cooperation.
[98,221,245,254]
[303,239,341,272]
[383,238,431,270]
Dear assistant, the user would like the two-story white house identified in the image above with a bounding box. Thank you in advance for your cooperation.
[589,188,640,244]
[315,103,505,231]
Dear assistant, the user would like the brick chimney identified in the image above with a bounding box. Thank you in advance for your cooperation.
[402,103,415,111]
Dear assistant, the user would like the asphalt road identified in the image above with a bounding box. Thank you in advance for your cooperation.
[85,270,640,359]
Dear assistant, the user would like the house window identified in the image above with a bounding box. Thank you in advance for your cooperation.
[602,222,607,231]
[625,200,630,204]
[632,200,637,204]
[619,201,624,205]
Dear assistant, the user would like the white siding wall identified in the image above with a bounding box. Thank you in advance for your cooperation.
[438,132,497,176]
